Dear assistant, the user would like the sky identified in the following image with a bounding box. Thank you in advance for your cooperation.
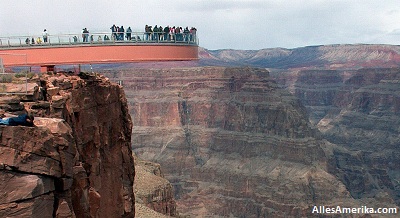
[1,0,399,50]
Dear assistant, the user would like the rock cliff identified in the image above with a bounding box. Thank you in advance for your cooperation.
[133,153,176,217]
[0,73,135,217]
[272,67,400,209]
[103,67,393,217]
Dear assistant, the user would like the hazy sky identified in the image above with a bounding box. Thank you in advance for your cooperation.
[1,0,399,50]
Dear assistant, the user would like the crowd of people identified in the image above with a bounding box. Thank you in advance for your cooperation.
[144,25,197,42]
[109,24,197,42]
[22,24,197,45]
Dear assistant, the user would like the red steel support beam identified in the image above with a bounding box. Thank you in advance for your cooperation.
[0,44,198,68]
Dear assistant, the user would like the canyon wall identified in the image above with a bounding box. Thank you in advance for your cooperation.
[103,67,394,217]
[0,73,135,217]
[271,68,400,208]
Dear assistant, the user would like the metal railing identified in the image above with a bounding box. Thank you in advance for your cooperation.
[0,31,198,48]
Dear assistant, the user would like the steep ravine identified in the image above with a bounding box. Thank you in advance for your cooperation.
[103,67,397,217]
[272,67,400,209]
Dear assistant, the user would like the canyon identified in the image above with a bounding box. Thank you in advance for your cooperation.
[99,44,400,217]
[102,64,399,217]
[271,67,400,207]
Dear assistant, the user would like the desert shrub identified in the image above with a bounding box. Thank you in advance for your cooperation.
[14,72,25,78]
[0,74,13,83]
[27,72,35,79]
[15,71,35,78]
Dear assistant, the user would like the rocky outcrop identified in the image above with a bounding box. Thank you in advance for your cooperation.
[0,73,135,217]
[133,154,175,217]
[103,67,392,217]
[0,118,75,217]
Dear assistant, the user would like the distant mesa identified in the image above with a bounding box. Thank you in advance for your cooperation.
[198,44,400,69]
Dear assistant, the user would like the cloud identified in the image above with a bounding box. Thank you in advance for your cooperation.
[1,0,400,49]
[180,0,268,12]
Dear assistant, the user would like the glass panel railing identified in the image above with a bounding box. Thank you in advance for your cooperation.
[0,32,198,47]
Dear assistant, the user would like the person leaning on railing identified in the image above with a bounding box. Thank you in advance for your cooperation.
[82,28,89,42]
[163,26,170,41]
[126,27,132,40]
[183,27,190,42]
[110,24,117,40]
[190,27,197,42]
[117,26,125,41]
[43,29,48,43]
[170,26,175,41]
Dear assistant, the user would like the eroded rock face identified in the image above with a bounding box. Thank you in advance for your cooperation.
[104,67,386,217]
[133,153,176,216]
[272,68,400,208]
[0,118,76,217]
[58,74,135,218]
[0,73,135,217]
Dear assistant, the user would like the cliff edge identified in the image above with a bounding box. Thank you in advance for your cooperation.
[0,72,135,217]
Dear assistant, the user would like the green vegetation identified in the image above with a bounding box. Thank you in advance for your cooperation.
[0,70,38,84]
[14,71,36,79]
[14,72,26,78]
[0,74,13,83]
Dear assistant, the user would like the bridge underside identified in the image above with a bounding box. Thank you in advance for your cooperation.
[0,44,198,72]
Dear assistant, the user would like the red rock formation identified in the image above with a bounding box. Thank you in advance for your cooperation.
[0,73,135,217]
[133,154,176,216]
[103,67,391,217]
[0,118,76,217]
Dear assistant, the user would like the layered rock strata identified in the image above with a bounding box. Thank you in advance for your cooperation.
[133,153,176,217]
[0,73,135,217]
[272,68,400,208]
[103,67,391,217]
